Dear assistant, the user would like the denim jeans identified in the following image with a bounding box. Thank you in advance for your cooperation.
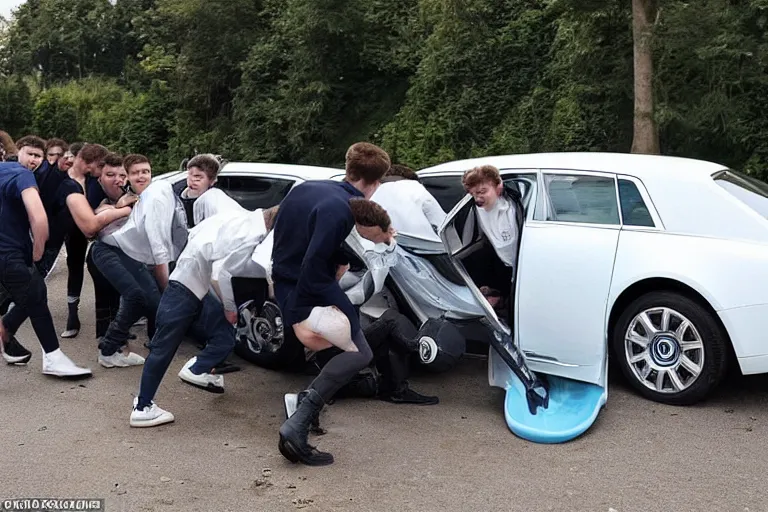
[137,281,235,409]
[0,252,59,353]
[91,241,161,356]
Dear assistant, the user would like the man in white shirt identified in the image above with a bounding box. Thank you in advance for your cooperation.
[92,154,186,369]
[371,164,446,241]
[461,165,523,308]
[177,154,245,227]
[130,206,277,428]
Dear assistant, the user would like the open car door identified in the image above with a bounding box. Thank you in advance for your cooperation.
[438,180,606,444]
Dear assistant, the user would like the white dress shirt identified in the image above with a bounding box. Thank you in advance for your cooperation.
[170,209,268,312]
[100,180,178,266]
[191,187,246,225]
[371,180,447,242]
[475,195,519,269]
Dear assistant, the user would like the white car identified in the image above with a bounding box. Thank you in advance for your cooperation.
[420,152,768,411]
[157,153,768,442]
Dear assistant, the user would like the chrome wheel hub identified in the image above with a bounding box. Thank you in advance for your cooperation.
[237,300,284,355]
[624,307,704,394]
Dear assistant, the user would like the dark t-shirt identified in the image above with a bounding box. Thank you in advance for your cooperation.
[86,175,106,210]
[0,162,39,264]
[46,177,85,250]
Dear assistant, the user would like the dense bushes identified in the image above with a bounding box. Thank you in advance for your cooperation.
[3,0,768,178]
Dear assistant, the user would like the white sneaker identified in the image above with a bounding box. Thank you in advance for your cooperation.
[133,316,148,327]
[284,393,299,419]
[130,397,174,428]
[42,349,92,377]
[98,350,146,368]
[178,357,224,393]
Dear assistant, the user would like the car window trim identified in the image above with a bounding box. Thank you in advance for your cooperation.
[528,169,622,228]
[615,174,665,231]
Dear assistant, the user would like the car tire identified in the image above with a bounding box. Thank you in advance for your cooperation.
[611,291,728,406]
[234,300,305,371]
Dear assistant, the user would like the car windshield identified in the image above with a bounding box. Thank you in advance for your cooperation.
[713,169,768,218]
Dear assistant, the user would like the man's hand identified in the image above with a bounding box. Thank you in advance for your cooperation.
[115,193,138,209]
[225,310,238,325]
[32,244,44,263]
[0,319,6,353]
[335,263,350,281]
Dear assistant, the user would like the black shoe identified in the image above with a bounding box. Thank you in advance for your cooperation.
[380,386,439,405]
[3,336,32,365]
[284,391,326,435]
[278,389,334,466]
[212,361,242,374]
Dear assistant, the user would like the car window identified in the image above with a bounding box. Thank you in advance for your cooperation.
[215,176,295,210]
[172,177,186,196]
[714,169,768,218]
[618,179,655,227]
[420,175,465,212]
[502,172,536,211]
[535,173,620,225]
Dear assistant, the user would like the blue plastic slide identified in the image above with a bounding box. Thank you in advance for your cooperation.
[486,327,607,444]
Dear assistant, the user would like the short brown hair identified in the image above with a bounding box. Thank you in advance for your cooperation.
[263,205,280,232]
[345,142,391,184]
[15,135,46,152]
[348,198,391,231]
[78,143,109,164]
[386,164,419,181]
[187,153,220,181]
[0,131,17,157]
[69,142,85,156]
[104,152,123,167]
[45,138,68,152]
[462,165,501,191]
[123,154,150,173]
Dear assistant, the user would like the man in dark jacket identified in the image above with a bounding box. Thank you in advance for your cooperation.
[271,142,393,466]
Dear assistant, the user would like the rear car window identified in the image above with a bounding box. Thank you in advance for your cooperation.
[713,170,768,218]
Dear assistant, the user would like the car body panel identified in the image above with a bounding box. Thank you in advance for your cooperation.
[420,153,768,379]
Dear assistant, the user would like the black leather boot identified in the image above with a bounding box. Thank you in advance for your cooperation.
[278,388,334,466]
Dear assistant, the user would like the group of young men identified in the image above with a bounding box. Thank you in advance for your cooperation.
[0,130,521,467]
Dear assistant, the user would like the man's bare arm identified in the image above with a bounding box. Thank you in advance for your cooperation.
[21,188,49,262]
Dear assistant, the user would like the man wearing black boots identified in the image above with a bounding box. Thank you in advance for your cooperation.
[271,142,394,466]
[309,309,439,405]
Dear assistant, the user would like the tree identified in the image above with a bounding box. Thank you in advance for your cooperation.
[630,0,660,154]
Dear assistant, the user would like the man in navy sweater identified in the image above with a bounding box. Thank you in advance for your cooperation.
[272,142,394,466]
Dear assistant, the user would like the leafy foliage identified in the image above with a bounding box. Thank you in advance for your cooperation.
[2,0,768,178]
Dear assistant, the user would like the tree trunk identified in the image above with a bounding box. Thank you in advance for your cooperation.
[630,0,660,154]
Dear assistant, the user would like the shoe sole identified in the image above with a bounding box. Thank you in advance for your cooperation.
[98,360,130,369]
[60,330,79,339]
[179,374,224,394]
[130,415,175,428]
[42,369,92,378]
[3,353,31,365]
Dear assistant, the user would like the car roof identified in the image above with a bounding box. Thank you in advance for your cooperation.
[217,162,344,180]
[417,152,728,182]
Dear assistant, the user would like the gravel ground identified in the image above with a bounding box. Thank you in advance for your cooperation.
[1,261,767,512]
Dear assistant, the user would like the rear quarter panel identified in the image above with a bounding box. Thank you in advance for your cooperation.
[609,230,768,361]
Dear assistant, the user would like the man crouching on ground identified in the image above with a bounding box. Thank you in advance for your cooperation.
[271,142,394,466]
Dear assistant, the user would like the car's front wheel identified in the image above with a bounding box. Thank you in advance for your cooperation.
[611,291,728,405]
[234,300,304,370]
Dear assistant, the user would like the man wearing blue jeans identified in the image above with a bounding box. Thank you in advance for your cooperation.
[130,206,277,427]
[93,154,186,368]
